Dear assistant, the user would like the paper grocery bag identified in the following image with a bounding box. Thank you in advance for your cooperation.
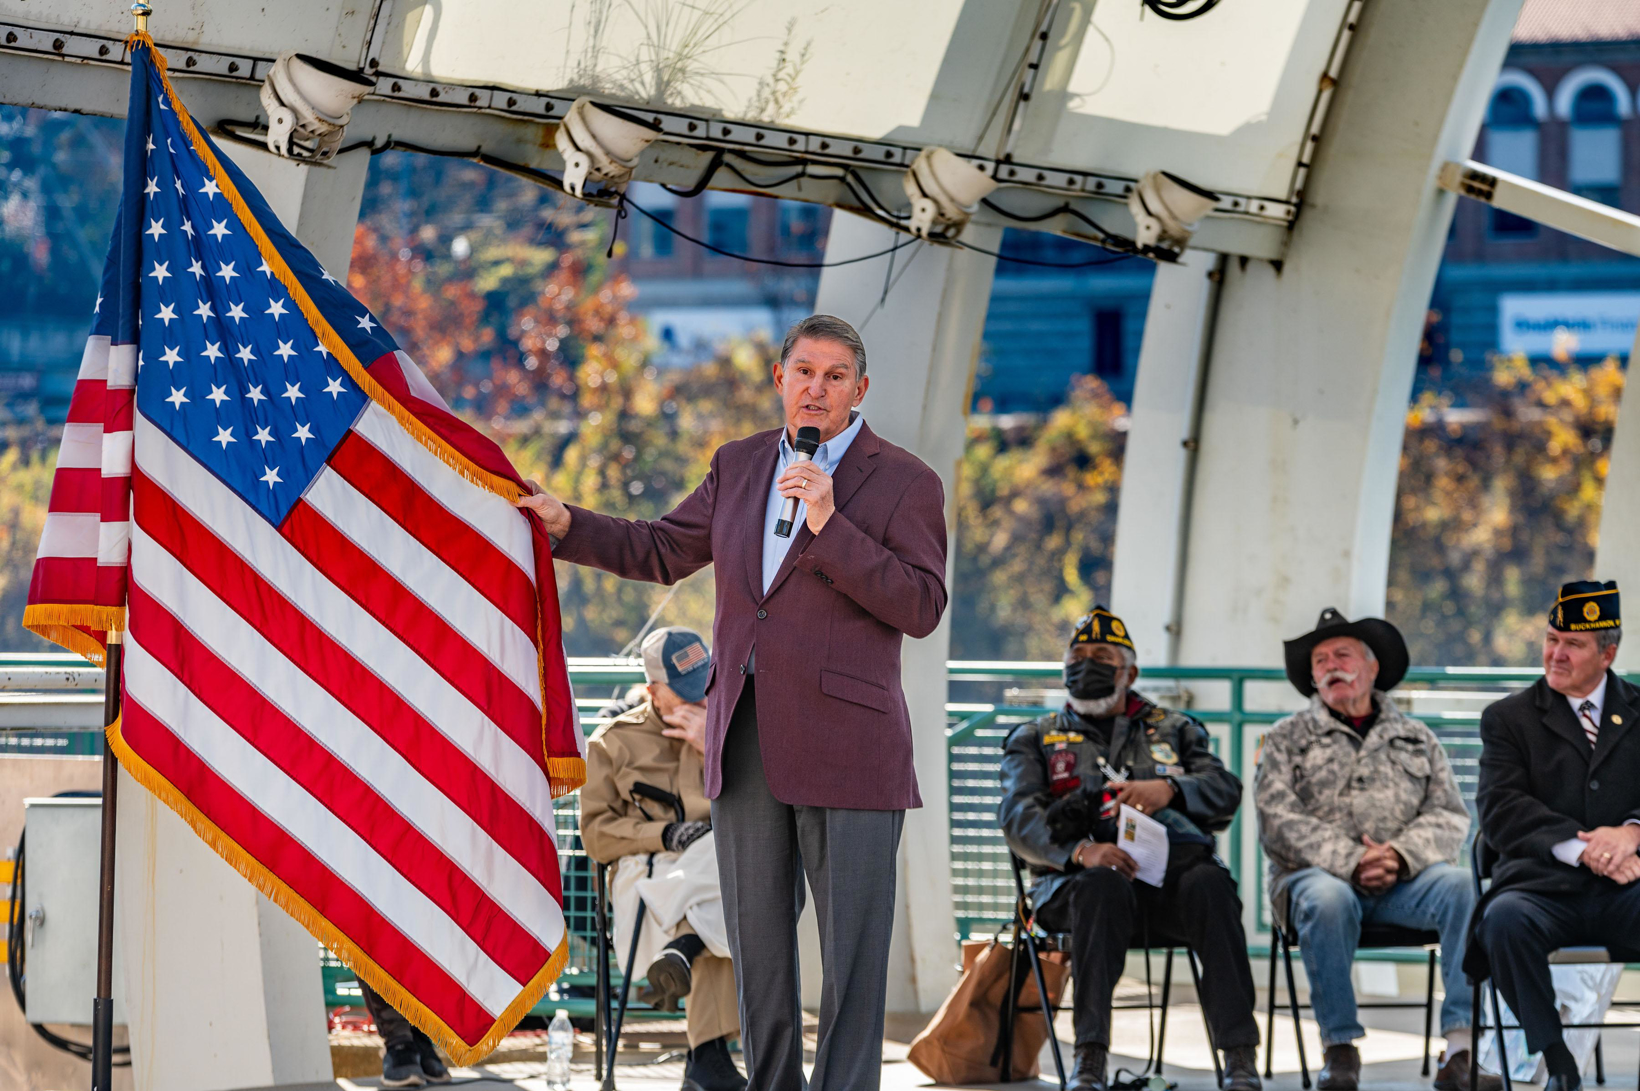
[908,937,1069,1083]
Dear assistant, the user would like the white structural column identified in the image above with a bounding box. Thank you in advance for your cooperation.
[809,212,1000,1013]
[115,768,333,1091]
[1113,0,1526,665]
[1595,323,1640,671]
[219,143,373,279]
[1110,250,1221,665]
[115,143,366,1091]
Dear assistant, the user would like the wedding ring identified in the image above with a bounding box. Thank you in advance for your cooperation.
[1604,852,1613,860]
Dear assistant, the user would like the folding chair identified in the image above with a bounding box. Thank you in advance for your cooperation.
[1000,853,1225,1091]
[591,783,686,1090]
[1265,921,1441,1089]
[1468,833,1640,1091]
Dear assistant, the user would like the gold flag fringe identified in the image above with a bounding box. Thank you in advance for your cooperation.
[106,714,571,1065]
[547,756,588,798]
[22,604,123,665]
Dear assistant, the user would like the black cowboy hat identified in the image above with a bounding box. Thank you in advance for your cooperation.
[1283,607,1409,697]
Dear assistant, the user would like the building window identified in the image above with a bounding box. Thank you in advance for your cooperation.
[779,202,824,256]
[1569,84,1623,207]
[1092,309,1123,378]
[705,192,752,256]
[629,183,677,259]
[1487,86,1539,237]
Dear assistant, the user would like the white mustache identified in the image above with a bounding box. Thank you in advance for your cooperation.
[1317,669,1358,688]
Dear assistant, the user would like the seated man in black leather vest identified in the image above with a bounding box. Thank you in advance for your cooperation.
[999,607,1259,1091]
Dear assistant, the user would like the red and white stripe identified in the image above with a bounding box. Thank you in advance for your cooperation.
[30,335,134,610]
[125,403,566,1044]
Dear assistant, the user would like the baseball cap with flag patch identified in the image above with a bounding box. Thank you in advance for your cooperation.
[641,627,712,703]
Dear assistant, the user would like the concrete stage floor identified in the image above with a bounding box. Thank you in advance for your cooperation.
[260,988,1640,1091]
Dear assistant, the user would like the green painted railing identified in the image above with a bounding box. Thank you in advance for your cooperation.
[0,653,1577,983]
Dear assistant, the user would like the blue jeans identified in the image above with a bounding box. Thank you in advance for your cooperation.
[1280,863,1476,1046]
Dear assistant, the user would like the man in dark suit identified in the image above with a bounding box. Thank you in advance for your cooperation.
[517,314,947,1091]
[1471,580,1640,1091]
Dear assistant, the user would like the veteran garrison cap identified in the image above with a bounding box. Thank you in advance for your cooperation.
[1071,606,1135,651]
[1551,580,1620,632]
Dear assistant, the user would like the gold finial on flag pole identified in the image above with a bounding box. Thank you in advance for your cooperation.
[131,0,151,34]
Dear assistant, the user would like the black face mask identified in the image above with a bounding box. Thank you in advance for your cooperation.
[1064,657,1120,701]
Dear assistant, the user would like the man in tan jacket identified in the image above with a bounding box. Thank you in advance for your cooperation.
[581,627,743,1091]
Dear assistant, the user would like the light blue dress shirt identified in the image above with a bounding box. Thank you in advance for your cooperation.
[760,413,865,595]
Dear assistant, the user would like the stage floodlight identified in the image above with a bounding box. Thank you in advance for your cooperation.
[1129,170,1220,256]
[904,147,998,240]
[260,53,376,163]
[556,99,663,198]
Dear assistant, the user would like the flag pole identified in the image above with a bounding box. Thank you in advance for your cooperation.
[90,18,146,1091]
[90,629,122,1091]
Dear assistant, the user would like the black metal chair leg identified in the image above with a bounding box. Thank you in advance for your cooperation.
[1470,981,1481,1091]
[1157,947,1175,1075]
[608,900,647,1065]
[1188,947,1224,1089]
[1487,977,1513,1091]
[1594,1035,1604,1085]
[1000,920,1020,1080]
[1265,936,1279,1078]
[594,863,609,1085]
[1281,929,1311,1090]
[1422,949,1437,1076]
[1024,925,1068,1091]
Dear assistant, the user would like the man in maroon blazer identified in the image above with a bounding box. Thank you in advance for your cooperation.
[518,314,948,1091]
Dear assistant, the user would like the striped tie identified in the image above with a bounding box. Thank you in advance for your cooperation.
[1579,700,1600,748]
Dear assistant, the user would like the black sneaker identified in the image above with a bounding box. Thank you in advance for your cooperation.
[682,1035,747,1091]
[413,1029,451,1085]
[382,1041,427,1088]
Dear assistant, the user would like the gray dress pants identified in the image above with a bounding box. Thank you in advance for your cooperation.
[712,680,904,1091]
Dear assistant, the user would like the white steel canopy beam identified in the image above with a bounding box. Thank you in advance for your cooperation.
[1113,0,1524,668]
[0,14,1311,260]
[1438,159,1640,257]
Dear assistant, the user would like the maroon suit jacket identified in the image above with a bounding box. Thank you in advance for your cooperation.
[554,421,947,810]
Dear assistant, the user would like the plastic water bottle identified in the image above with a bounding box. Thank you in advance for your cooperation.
[546,1008,573,1090]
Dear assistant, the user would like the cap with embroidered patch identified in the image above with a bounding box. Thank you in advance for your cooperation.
[1070,606,1134,651]
[1552,580,1620,632]
[640,627,712,703]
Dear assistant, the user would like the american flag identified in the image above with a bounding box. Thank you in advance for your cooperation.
[24,36,584,1062]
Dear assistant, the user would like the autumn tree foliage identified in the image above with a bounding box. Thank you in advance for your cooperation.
[1387,353,1623,666]
[952,377,1127,661]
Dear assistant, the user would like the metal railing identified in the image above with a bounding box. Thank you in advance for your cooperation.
[0,652,1569,985]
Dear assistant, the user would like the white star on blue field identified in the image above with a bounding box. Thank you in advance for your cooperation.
[128,67,399,527]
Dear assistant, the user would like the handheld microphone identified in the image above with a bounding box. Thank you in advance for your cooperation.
[775,426,821,538]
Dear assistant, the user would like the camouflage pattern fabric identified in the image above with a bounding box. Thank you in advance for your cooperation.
[1254,692,1470,929]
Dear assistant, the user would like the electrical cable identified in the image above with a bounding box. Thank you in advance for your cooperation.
[953,237,1138,268]
[214,120,1151,266]
[660,148,725,199]
[1142,0,1223,20]
[620,194,919,268]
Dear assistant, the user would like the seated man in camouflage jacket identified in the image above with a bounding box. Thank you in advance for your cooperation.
[999,608,1260,1091]
[1254,609,1497,1091]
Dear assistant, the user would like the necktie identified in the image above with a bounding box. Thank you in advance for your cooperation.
[1579,699,1599,747]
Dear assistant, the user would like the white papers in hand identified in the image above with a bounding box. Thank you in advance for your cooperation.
[1118,804,1170,887]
